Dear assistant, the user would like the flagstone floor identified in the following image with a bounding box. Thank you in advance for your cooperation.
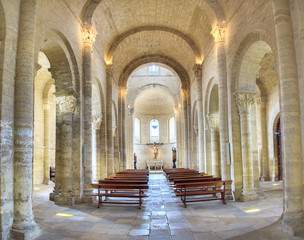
[33,174,304,240]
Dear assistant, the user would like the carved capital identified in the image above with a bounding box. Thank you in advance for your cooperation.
[193,64,202,80]
[82,24,97,44]
[206,113,219,131]
[56,95,77,113]
[211,24,226,43]
[234,92,256,115]
[92,115,102,130]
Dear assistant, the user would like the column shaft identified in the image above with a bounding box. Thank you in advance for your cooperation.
[235,92,259,201]
[217,43,230,181]
[58,112,74,204]
[43,101,50,184]
[210,130,220,177]
[257,98,270,181]
[272,0,304,234]
[83,42,93,195]
[106,65,114,175]
[12,0,40,238]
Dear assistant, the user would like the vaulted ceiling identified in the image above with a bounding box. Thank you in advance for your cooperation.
[80,0,228,82]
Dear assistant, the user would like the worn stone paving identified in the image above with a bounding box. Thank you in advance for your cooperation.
[33,174,304,240]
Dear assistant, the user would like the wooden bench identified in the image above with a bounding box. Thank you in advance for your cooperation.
[50,167,55,182]
[91,183,149,209]
[175,180,232,208]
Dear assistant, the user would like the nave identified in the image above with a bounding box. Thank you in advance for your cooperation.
[33,174,296,240]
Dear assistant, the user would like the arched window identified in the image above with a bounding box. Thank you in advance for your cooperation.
[169,117,175,143]
[134,118,141,143]
[150,118,159,142]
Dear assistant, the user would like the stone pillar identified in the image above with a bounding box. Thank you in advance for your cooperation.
[92,115,102,181]
[43,99,51,185]
[272,0,304,234]
[82,24,97,198]
[234,92,259,201]
[106,65,114,175]
[256,96,270,181]
[206,114,220,177]
[212,24,231,181]
[193,64,204,172]
[54,95,77,205]
[182,93,189,168]
[11,0,41,238]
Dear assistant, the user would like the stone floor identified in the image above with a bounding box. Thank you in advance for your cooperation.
[33,174,304,240]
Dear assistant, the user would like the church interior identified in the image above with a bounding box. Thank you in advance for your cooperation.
[1,0,304,239]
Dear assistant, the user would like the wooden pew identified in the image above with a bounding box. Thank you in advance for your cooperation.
[91,183,148,209]
[174,180,233,208]
[50,167,55,182]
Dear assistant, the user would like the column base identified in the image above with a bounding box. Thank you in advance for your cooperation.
[54,194,75,206]
[260,176,270,181]
[82,189,94,204]
[240,189,259,202]
[11,223,41,240]
[277,212,304,236]
[43,178,52,185]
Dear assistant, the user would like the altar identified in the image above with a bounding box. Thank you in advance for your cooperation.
[146,161,164,171]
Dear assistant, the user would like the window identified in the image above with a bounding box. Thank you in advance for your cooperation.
[169,117,175,143]
[150,118,159,142]
[134,118,141,143]
[149,64,159,74]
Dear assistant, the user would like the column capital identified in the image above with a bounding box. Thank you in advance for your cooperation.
[234,91,256,115]
[193,63,202,80]
[82,24,97,44]
[92,115,102,130]
[206,113,219,131]
[106,64,114,79]
[56,95,77,113]
[211,24,226,43]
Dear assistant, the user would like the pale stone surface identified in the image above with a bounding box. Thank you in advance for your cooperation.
[1,0,304,238]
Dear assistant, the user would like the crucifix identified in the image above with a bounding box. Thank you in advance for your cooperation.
[146,142,163,159]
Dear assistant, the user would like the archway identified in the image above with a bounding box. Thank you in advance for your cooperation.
[275,118,282,181]
[233,37,280,201]
[34,33,81,205]
[207,84,220,177]
[125,64,182,170]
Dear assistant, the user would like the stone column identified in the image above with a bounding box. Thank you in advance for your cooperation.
[234,92,259,201]
[54,95,77,205]
[43,99,51,184]
[212,24,231,181]
[182,93,189,168]
[193,64,204,172]
[272,0,304,234]
[206,114,220,177]
[11,0,41,238]
[256,96,270,181]
[106,65,114,175]
[82,24,97,198]
[92,115,102,181]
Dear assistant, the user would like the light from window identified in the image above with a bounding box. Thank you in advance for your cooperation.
[149,64,159,74]
[134,118,140,143]
[150,119,159,142]
[169,117,175,143]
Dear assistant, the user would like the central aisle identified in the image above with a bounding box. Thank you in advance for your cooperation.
[34,173,291,240]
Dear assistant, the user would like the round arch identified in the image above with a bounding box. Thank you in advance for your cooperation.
[35,29,80,95]
[119,54,189,90]
[230,30,277,93]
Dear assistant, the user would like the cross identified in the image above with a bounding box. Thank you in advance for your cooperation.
[146,142,164,159]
